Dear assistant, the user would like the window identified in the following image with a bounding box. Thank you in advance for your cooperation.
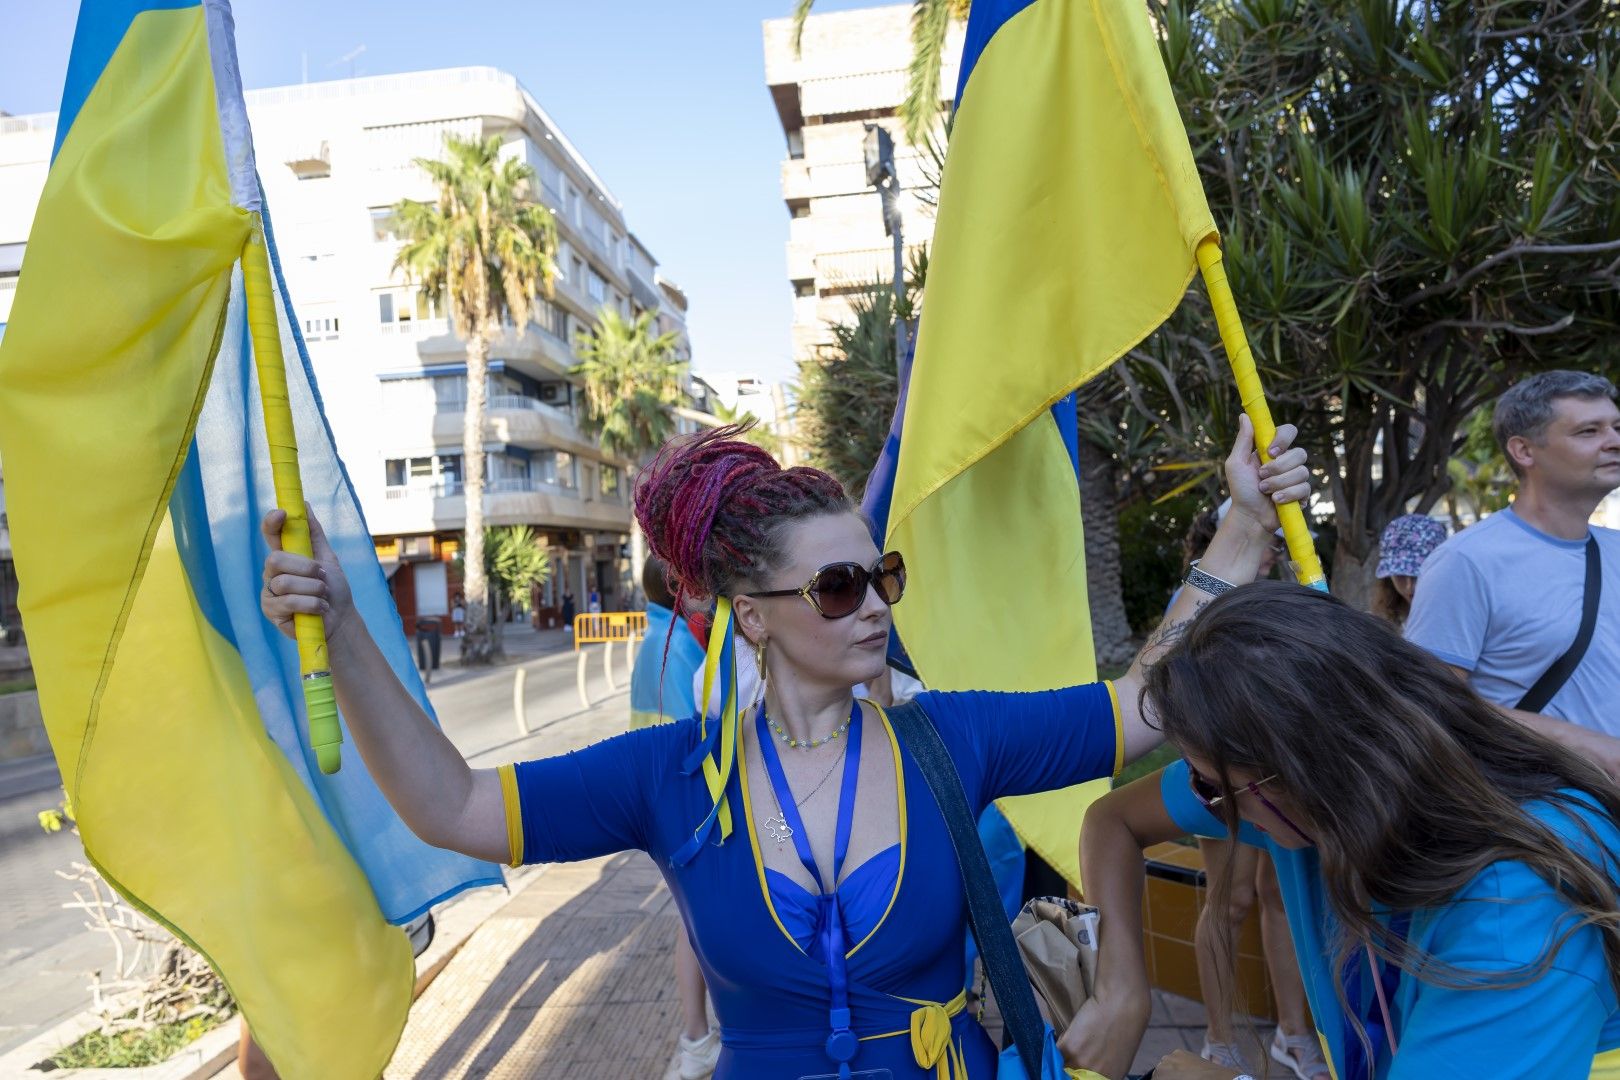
[587,271,607,303]
[384,454,459,489]
[369,208,402,242]
[600,465,620,499]
[535,449,578,490]
[787,129,805,160]
[376,287,442,333]
[570,256,585,284]
[791,203,812,219]
[794,280,815,298]
[535,298,567,339]
[303,315,340,341]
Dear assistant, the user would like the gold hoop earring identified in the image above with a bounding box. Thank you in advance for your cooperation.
[753,639,769,707]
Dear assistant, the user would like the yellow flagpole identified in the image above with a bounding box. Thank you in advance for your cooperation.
[242,216,343,773]
[1196,236,1328,591]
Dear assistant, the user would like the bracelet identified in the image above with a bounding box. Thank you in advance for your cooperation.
[1184,564,1238,597]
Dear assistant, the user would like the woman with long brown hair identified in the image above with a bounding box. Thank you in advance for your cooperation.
[1068,583,1620,1080]
[258,419,1309,1079]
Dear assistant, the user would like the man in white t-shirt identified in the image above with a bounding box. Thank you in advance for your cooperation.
[1406,370,1620,775]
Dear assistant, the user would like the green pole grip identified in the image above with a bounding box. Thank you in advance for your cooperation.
[304,674,341,776]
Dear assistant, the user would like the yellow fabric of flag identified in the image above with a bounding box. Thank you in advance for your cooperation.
[886,0,1217,888]
[0,7,410,1075]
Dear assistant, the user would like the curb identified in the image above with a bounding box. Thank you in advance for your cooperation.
[0,866,547,1080]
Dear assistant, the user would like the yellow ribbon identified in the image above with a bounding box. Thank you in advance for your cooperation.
[870,991,967,1080]
[695,597,738,843]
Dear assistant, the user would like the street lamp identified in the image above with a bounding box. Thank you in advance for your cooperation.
[863,124,907,375]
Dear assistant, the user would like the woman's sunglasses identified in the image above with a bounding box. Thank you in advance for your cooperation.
[1187,762,1314,845]
[743,552,906,619]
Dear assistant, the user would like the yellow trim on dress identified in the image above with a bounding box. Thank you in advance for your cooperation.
[1105,680,1124,777]
[736,707,804,953]
[497,763,524,868]
[849,701,907,957]
[1591,1047,1620,1079]
[737,698,908,960]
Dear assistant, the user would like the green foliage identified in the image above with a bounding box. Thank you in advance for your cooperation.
[574,309,689,461]
[1114,742,1180,790]
[1156,0,1620,577]
[711,399,783,455]
[0,674,35,695]
[392,134,558,343]
[796,286,903,499]
[484,526,552,607]
[1447,404,1515,519]
[47,1013,226,1069]
[1117,494,1203,634]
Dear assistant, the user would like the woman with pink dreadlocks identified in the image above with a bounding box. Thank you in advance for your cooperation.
[258,420,1311,1079]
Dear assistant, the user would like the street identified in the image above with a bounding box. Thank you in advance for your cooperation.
[0,625,638,1059]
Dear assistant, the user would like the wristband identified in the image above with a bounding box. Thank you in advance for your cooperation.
[1184,564,1238,597]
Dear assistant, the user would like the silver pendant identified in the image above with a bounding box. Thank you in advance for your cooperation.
[764,813,794,847]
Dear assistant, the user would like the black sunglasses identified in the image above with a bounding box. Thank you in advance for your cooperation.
[743,552,906,619]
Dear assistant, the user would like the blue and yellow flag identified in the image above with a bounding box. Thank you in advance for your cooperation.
[874,0,1218,887]
[0,2,498,1074]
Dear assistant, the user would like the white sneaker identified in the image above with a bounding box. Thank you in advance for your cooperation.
[678,1029,720,1080]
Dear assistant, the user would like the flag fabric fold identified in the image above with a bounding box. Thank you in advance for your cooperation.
[0,1,497,1073]
[880,0,1218,887]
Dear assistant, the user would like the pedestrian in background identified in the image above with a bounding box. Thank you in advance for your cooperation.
[1406,370,1620,776]
[1371,514,1448,627]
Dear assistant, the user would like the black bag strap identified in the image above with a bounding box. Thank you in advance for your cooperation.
[1517,536,1602,714]
[886,700,1047,1077]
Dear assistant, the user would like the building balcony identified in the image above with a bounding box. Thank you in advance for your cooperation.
[781,158,812,201]
[431,394,599,456]
[787,239,817,283]
[372,477,630,535]
[411,320,577,379]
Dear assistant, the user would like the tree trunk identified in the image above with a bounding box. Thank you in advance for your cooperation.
[1329,541,1378,612]
[461,334,497,665]
[1078,439,1137,673]
[627,464,647,600]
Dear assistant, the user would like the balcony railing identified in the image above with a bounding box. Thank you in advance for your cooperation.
[387,477,578,500]
[433,395,578,425]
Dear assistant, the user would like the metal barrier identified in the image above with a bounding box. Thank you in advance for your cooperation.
[572,612,647,708]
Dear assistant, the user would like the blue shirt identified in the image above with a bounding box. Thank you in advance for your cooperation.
[628,602,704,729]
[506,684,1121,1079]
[1160,759,1620,1079]
[1405,507,1620,735]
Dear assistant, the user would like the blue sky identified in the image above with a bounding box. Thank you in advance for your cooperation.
[0,1,883,382]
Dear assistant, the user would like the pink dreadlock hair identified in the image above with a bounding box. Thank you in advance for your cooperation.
[633,423,851,684]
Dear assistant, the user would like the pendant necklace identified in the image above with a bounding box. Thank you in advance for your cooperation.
[764,742,848,849]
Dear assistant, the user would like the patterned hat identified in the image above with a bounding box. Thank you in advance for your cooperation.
[1376,514,1449,579]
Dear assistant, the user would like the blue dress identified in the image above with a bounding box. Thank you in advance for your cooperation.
[505,684,1121,1079]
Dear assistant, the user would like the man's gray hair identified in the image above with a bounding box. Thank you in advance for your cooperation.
[1494,370,1618,475]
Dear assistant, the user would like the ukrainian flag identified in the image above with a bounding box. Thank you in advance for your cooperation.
[0,2,497,1074]
[874,0,1217,887]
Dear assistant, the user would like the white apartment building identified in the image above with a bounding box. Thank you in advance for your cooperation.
[0,67,694,627]
[762,4,966,365]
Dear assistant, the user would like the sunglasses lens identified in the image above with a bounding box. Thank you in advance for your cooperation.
[875,553,906,604]
[1189,768,1220,806]
[812,564,867,618]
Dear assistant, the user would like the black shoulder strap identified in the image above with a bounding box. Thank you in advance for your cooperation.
[1517,535,1602,713]
[885,700,1046,1077]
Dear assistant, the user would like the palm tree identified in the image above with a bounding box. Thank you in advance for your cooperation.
[393,134,558,664]
[574,308,689,588]
[792,0,968,145]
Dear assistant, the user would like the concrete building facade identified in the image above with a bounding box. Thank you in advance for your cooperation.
[762,4,966,366]
[0,67,695,630]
